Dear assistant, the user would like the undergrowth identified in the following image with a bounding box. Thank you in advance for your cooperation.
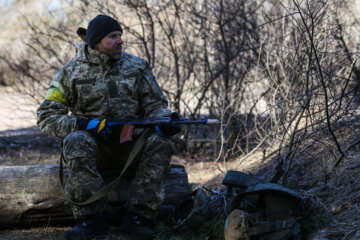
[155,217,226,240]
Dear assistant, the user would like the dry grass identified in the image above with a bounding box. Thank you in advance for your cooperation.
[306,153,360,240]
[289,126,360,239]
[223,119,360,240]
[172,116,360,239]
[0,227,65,240]
[0,227,131,240]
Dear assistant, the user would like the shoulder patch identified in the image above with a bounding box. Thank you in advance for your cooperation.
[45,87,68,105]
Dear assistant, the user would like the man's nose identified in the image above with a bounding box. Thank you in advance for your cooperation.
[116,36,123,44]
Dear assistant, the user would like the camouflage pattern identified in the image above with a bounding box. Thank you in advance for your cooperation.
[127,131,173,218]
[37,43,173,219]
[62,130,173,219]
[62,131,106,218]
[37,43,171,138]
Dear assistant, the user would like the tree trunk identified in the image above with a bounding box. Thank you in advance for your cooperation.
[0,164,189,229]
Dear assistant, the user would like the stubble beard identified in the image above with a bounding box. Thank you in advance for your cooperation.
[111,45,122,60]
[111,52,122,60]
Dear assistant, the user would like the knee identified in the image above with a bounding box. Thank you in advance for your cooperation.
[63,130,98,159]
[144,132,174,157]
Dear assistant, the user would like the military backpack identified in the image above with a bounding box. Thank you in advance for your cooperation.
[223,171,331,240]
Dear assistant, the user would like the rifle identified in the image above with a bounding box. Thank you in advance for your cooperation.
[107,117,219,143]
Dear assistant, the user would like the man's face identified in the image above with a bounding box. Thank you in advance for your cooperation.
[94,30,123,59]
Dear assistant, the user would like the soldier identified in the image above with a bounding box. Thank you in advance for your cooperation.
[37,14,181,240]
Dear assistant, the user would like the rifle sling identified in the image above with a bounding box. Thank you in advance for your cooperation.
[59,129,152,206]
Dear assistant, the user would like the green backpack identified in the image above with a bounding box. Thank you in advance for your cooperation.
[223,171,331,240]
[172,187,228,230]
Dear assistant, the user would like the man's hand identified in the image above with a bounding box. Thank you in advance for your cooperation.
[155,112,182,137]
[77,118,113,140]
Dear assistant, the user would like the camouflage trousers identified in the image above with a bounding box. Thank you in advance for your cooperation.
[62,130,173,219]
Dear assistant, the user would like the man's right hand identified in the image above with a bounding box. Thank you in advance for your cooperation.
[77,118,113,140]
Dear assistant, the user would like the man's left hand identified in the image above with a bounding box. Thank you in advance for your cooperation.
[155,112,182,137]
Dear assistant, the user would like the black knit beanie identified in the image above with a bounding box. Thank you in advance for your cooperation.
[86,15,123,49]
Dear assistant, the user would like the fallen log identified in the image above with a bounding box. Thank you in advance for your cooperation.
[0,164,189,229]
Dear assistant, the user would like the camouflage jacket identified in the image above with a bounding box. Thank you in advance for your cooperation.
[37,43,171,138]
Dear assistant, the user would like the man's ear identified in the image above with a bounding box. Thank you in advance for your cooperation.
[94,42,100,51]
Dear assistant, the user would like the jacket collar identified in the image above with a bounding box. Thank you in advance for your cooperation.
[75,42,111,66]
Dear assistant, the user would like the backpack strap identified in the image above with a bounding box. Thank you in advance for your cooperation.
[222,171,264,193]
[247,218,297,236]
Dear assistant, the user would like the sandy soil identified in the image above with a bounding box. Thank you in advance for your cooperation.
[0,87,37,131]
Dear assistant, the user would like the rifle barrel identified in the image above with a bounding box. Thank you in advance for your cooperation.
[110,117,219,126]
[171,118,219,125]
[206,119,220,125]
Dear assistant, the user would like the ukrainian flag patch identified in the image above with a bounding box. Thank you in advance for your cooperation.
[45,87,68,105]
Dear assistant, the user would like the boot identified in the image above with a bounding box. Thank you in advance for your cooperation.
[63,214,110,240]
[122,212,154,240]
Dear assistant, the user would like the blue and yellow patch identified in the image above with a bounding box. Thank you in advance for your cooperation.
[45,86,68,105]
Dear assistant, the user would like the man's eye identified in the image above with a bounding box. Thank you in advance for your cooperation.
[107,34,122,40]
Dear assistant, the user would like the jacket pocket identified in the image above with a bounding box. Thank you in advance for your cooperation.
[74,78,107,115]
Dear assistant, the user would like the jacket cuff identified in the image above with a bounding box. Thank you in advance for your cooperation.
[155,125,167,137]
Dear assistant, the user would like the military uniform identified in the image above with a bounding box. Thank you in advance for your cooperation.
[37,43,173,219]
